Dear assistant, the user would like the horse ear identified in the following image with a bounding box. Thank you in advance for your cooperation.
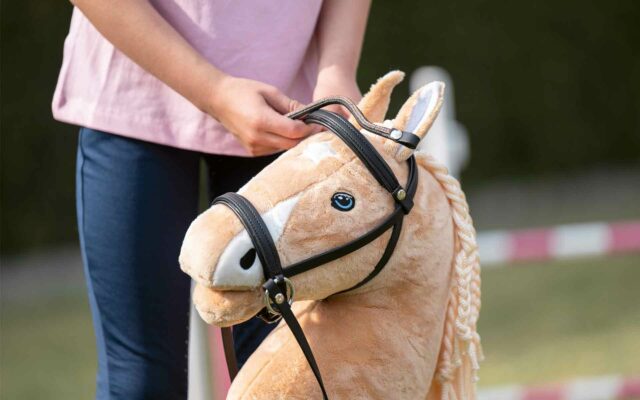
[350,70,405,126]
[384,81,445,161]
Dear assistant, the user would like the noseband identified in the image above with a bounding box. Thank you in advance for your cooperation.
[212,98,419,399]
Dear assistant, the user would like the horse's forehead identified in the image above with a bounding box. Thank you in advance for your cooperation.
[237,133,357,210]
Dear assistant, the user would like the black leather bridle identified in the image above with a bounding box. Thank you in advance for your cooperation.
[212,98,419,399]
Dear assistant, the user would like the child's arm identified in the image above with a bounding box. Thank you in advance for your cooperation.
[313,0,372,109]
[71,0,312,155]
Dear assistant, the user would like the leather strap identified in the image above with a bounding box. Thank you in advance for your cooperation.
[303,111,399,195]
[282,208,402,278]
[221,327,238,380]
[213,193,284,283]
[336,216,404,294]
[283,155,417,279]
[302,111,415,213]
[287,96,421,150]
[264,278,329,400]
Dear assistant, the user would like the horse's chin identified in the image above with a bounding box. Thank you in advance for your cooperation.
[193,284,264,327]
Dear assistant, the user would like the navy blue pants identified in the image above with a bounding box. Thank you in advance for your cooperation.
[77,128,277,399]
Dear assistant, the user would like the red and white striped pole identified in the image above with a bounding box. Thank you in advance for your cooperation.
[478,220,640,267]
[479,375,640,400]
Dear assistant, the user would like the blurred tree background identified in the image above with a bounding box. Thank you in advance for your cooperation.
[1,0,639,255]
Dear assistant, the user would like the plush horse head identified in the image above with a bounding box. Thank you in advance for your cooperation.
[180,71,482,399]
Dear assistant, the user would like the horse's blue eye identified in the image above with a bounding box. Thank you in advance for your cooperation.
[331,192,355,211]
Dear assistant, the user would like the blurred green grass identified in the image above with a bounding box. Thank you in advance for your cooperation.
[1,291,96,399]
[2,254,639,398]
[479,253,640,385]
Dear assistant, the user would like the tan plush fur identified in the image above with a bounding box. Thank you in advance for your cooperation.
[180,71,481,399]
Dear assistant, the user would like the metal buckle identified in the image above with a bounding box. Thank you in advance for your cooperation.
[263,277,295,317]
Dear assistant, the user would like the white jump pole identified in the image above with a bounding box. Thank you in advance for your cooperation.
[188,284,213,400]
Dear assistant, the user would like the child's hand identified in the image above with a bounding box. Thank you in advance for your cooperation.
[207,76,313,156]
[313,69,362,119]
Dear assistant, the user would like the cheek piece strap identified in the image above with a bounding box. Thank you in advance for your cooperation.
[211,101,418,399]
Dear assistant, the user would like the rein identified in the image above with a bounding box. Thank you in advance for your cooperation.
[212,98,419,399]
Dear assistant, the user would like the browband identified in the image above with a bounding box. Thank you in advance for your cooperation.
[212,109,418,399]
[287,96,421,150]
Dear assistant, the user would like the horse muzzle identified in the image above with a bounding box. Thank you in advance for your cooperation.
[192,283,264,327]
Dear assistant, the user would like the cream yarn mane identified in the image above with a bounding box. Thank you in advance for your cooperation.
[419,154,483,400]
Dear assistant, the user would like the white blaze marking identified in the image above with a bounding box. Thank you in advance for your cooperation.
[302,141,337,164]
[212,195,300,287]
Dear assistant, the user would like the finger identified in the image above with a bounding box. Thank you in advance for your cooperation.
[244,129,302,155]
[239,137,282,156]
[258,130,303,150]
[259,108,313,139]
[246,145,281,157]
[309,123,325,134]
[260,87,314,138]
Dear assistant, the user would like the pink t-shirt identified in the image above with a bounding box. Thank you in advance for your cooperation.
[52,1,323,156]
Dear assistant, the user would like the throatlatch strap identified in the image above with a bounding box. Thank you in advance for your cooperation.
[283,155,418,280]
[336,216,404,294]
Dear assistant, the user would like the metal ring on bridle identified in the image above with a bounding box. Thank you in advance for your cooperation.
[263,277,295,316]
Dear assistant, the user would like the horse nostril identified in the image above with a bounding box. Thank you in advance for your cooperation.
[240,248,256,270]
